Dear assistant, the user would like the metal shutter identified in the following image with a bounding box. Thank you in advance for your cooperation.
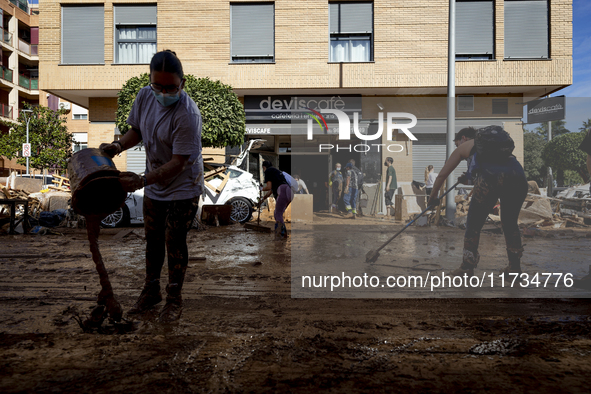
[62,5,104,64]
[329,2,373,34]
[412,134,468,183]
[456,0,493,55]
[126,146,146,174]
[114,4,157,25]
[231,3,274,57]
[504,0,548,59]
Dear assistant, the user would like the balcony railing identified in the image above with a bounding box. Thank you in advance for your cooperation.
[0,103,13,119]
[18,39,37,56]
[18,74,38,90]
[10,0,29,14]
[2,29,12,45]
[1,66,13,83]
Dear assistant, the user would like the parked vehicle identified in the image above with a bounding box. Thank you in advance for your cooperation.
[101,140,265,227]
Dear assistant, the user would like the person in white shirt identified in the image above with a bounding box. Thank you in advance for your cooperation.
[424,165,437,196]
[294,175,309,194]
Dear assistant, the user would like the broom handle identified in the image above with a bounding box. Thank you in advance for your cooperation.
[375,181,460,254]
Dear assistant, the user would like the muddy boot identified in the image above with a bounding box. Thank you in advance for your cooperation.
[128,279,162,315]
[280,224,288,239]
[159,283,183,323]
[274,223,283,239]
[450,264,474,277]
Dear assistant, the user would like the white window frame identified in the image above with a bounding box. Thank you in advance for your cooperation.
[329,1,374,63]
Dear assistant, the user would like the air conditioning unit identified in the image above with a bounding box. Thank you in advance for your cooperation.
[59,101,71,110]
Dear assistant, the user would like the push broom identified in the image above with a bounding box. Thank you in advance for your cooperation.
[365,181,460,263]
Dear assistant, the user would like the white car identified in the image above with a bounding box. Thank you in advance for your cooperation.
[101,140,264,228]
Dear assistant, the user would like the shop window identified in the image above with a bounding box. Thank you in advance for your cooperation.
[329,2,373,62]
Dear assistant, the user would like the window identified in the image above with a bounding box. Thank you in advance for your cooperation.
[72,104,87,120]
[61,5,104,64]
[72,133,87,152]
[231,3,275,63]
[504,0,549,59]
[456,0,494,60]
[492,99,509,114]
[329,2,373,62]
[114,5,157,64]
[458,96,474,111]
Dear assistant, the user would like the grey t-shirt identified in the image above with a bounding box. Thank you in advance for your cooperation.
[127,86,204,201]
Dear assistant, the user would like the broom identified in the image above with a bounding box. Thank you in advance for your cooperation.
[365,181,460,263]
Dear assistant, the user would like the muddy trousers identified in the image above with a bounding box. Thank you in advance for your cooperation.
[274,184,294,224]
[462,160,528,271]
[143,195,199,300]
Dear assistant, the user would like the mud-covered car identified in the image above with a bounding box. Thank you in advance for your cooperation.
[100,167,260,227]
[101,140,265,227]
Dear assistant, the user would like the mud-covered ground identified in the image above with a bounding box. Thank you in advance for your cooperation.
[1,213,591,393]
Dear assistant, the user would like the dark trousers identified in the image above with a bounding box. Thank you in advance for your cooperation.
[332,183,341,206]
[143,195,199,297]
[462,158,528,270]
[385,189,395,207]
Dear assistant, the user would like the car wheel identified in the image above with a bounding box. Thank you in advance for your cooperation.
[101,205,130,228]
[226,197,253,223]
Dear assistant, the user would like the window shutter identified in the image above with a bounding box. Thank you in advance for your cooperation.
[492,99,509,114]
[329,2,373,34]
[504,0,548,58]
[456,0,493,55]
[114,4,157,25]
[62,5,104,64]
[231,3,274,57]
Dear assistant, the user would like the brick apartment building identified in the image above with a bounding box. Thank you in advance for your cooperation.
[0,0,89,176]
[38,0,571,210]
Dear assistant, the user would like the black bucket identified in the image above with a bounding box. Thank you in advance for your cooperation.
[67,148,127,217]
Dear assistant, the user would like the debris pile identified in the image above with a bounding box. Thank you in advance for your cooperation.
[1,174,75,234]
[410,181,591,232]
[0,187,42,233]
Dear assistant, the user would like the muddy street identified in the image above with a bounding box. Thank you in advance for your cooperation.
[1,219,591,393]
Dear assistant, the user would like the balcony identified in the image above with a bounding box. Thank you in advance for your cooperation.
[0,66,13,83]
[2,29,12,46]
[18,39,37,56]
[0,103,13,119]
[9,0,29,14]
[18,74,37,90]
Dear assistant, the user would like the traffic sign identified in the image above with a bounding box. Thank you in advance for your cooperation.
[22,143,31,157]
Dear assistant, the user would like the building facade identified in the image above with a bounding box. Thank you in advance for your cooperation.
[0,0,39,175]
[39,0,572,209]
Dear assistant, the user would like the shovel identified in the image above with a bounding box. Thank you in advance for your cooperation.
[244,188,272,233]
[365,181,460,263]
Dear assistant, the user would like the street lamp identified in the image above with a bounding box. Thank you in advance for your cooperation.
[21,109,33,175]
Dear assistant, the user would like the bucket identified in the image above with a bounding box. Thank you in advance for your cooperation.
[67,148,127,217]
[358,192,368,208]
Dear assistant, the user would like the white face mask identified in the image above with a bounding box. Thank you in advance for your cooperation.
[336,167,341,171]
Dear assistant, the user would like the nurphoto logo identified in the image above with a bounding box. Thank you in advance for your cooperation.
[303,108,419,153]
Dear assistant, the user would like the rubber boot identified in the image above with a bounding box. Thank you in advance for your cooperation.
[128,279,162,315]
[159,283,183,323]
[451,249,479,276]
[280,223,287,239]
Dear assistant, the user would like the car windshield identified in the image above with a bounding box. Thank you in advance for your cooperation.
[227,169,243,179]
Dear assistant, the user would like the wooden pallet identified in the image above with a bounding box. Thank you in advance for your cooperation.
[48,175,70,190]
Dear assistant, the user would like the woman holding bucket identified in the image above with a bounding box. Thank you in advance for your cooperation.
[101,50,202,323]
